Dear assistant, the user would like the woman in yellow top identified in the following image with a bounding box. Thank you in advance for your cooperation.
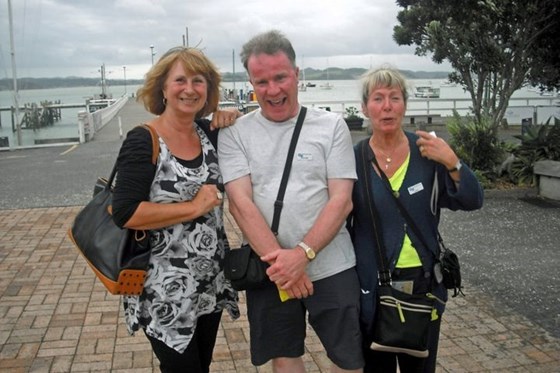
[348,66,483,373]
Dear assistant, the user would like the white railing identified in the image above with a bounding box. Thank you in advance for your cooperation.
[78,96,128,143]
[299,96,559,125]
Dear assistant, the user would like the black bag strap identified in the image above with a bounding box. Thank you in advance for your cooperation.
[369,150,433,257]
[271,106,307,235]
[358,140,392,286]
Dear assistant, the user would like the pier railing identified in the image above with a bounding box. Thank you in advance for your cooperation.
[1,95,557,150]
[0,95,128,149]
[299,96,559,126]
[78,96,128,142]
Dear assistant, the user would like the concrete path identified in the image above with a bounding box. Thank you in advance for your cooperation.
[1,100,559,372]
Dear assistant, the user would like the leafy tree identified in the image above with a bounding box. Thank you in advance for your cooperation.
[525,2,560,91]
[393,0,559,129]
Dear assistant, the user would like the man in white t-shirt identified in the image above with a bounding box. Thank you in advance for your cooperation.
[218,30,364,373]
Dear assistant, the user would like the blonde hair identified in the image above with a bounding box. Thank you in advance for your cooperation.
[360,65,409,106]
[136,47,221,118]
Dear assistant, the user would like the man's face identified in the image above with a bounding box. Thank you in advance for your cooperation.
[247,52,300,122]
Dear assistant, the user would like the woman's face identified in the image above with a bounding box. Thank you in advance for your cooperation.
[162,60,208,117]
[362,85,406,135]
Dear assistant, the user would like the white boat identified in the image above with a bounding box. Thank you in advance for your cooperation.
[414,86,440,98]
[441,80,457,87]
[86,64,116,112]
[299,56,309,91]
[320,59,334,90]
[86,97,116,113]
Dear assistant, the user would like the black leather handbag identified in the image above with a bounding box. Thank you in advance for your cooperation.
[224,107,307,291]
[67,124,159,295]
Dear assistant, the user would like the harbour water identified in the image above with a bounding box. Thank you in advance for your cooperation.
[0,79,557,148]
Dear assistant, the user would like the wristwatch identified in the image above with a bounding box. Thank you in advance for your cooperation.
[297,241,316,261]
[447,160,462,173]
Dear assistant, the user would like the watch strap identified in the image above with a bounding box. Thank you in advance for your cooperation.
[447,160,462,173]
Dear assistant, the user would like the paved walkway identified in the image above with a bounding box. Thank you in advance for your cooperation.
[1,100,559,372]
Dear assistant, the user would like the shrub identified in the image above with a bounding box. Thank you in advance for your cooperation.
[344,106,361,120]
[446,110,506,181]
[508,116,560,185]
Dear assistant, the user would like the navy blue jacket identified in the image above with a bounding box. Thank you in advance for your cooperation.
[348,131,484,335]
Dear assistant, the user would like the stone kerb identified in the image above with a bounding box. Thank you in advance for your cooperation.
[534,160,560,200]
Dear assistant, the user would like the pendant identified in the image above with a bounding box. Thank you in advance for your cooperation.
[385,164,389,170]
[386,157,392,163]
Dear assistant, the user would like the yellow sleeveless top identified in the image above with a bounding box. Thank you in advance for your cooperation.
[388,154,422,268]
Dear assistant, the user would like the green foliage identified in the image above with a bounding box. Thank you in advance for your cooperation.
[446,110,506,179]
[344,106,361,120]
[393,0,559,130]
[472,169,493,190]
[509,116,560,185]
[526,1,560,91]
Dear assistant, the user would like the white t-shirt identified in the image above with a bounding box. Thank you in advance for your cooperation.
[218,106,357,281]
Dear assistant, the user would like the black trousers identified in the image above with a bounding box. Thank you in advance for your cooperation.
[145,311,223,373]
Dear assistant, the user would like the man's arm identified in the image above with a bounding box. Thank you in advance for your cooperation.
[226,175,315,298]
[262,178,354,288]
[224,175,283,257]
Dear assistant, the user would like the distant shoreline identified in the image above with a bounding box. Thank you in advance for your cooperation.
[0,68,451,91]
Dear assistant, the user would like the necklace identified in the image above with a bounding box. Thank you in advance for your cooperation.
[377,148,395,169]
[370,134,403,170]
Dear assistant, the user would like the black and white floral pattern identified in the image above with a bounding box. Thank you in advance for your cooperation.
[123,124,239,353]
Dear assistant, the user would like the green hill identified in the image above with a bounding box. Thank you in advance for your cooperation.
[0,68,451,91]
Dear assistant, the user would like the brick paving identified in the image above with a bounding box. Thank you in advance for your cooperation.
[1,203,559,372]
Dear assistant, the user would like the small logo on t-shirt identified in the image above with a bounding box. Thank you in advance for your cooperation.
[297,153,313,161]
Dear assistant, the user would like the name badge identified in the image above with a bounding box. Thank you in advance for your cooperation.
[297,153,313,161]
[408,182,424,195]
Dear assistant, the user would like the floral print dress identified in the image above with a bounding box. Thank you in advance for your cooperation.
[123,124,239,353]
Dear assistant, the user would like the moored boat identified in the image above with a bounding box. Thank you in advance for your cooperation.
[414,86,440,98]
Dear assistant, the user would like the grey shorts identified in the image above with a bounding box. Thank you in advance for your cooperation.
[246,268,364,369]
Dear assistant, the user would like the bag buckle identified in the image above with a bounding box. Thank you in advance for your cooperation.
[378,270,392,286]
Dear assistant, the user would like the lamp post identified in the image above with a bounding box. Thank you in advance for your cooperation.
[150,45,155,65]
[123,66,127,96]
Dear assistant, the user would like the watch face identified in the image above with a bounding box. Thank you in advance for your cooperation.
[307,249,316,260]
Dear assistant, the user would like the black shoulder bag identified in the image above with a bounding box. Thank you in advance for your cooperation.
[68,124,158,295]
[224,107,307,291]
[358,139,442,358]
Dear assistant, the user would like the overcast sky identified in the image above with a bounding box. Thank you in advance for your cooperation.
[1,0,451,80]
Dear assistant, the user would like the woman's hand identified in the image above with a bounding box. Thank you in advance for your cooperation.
[192,184,223,216]
[416,130,459,170]
[210,108,242,130]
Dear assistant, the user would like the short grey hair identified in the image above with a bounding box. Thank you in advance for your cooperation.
[240,30,297,71]
[361,66,409,106]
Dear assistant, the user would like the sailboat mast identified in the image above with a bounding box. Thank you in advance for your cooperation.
[100,64,107,98]
[232,49,236,101]
[302,55,306,82]
[8,0,21,146]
